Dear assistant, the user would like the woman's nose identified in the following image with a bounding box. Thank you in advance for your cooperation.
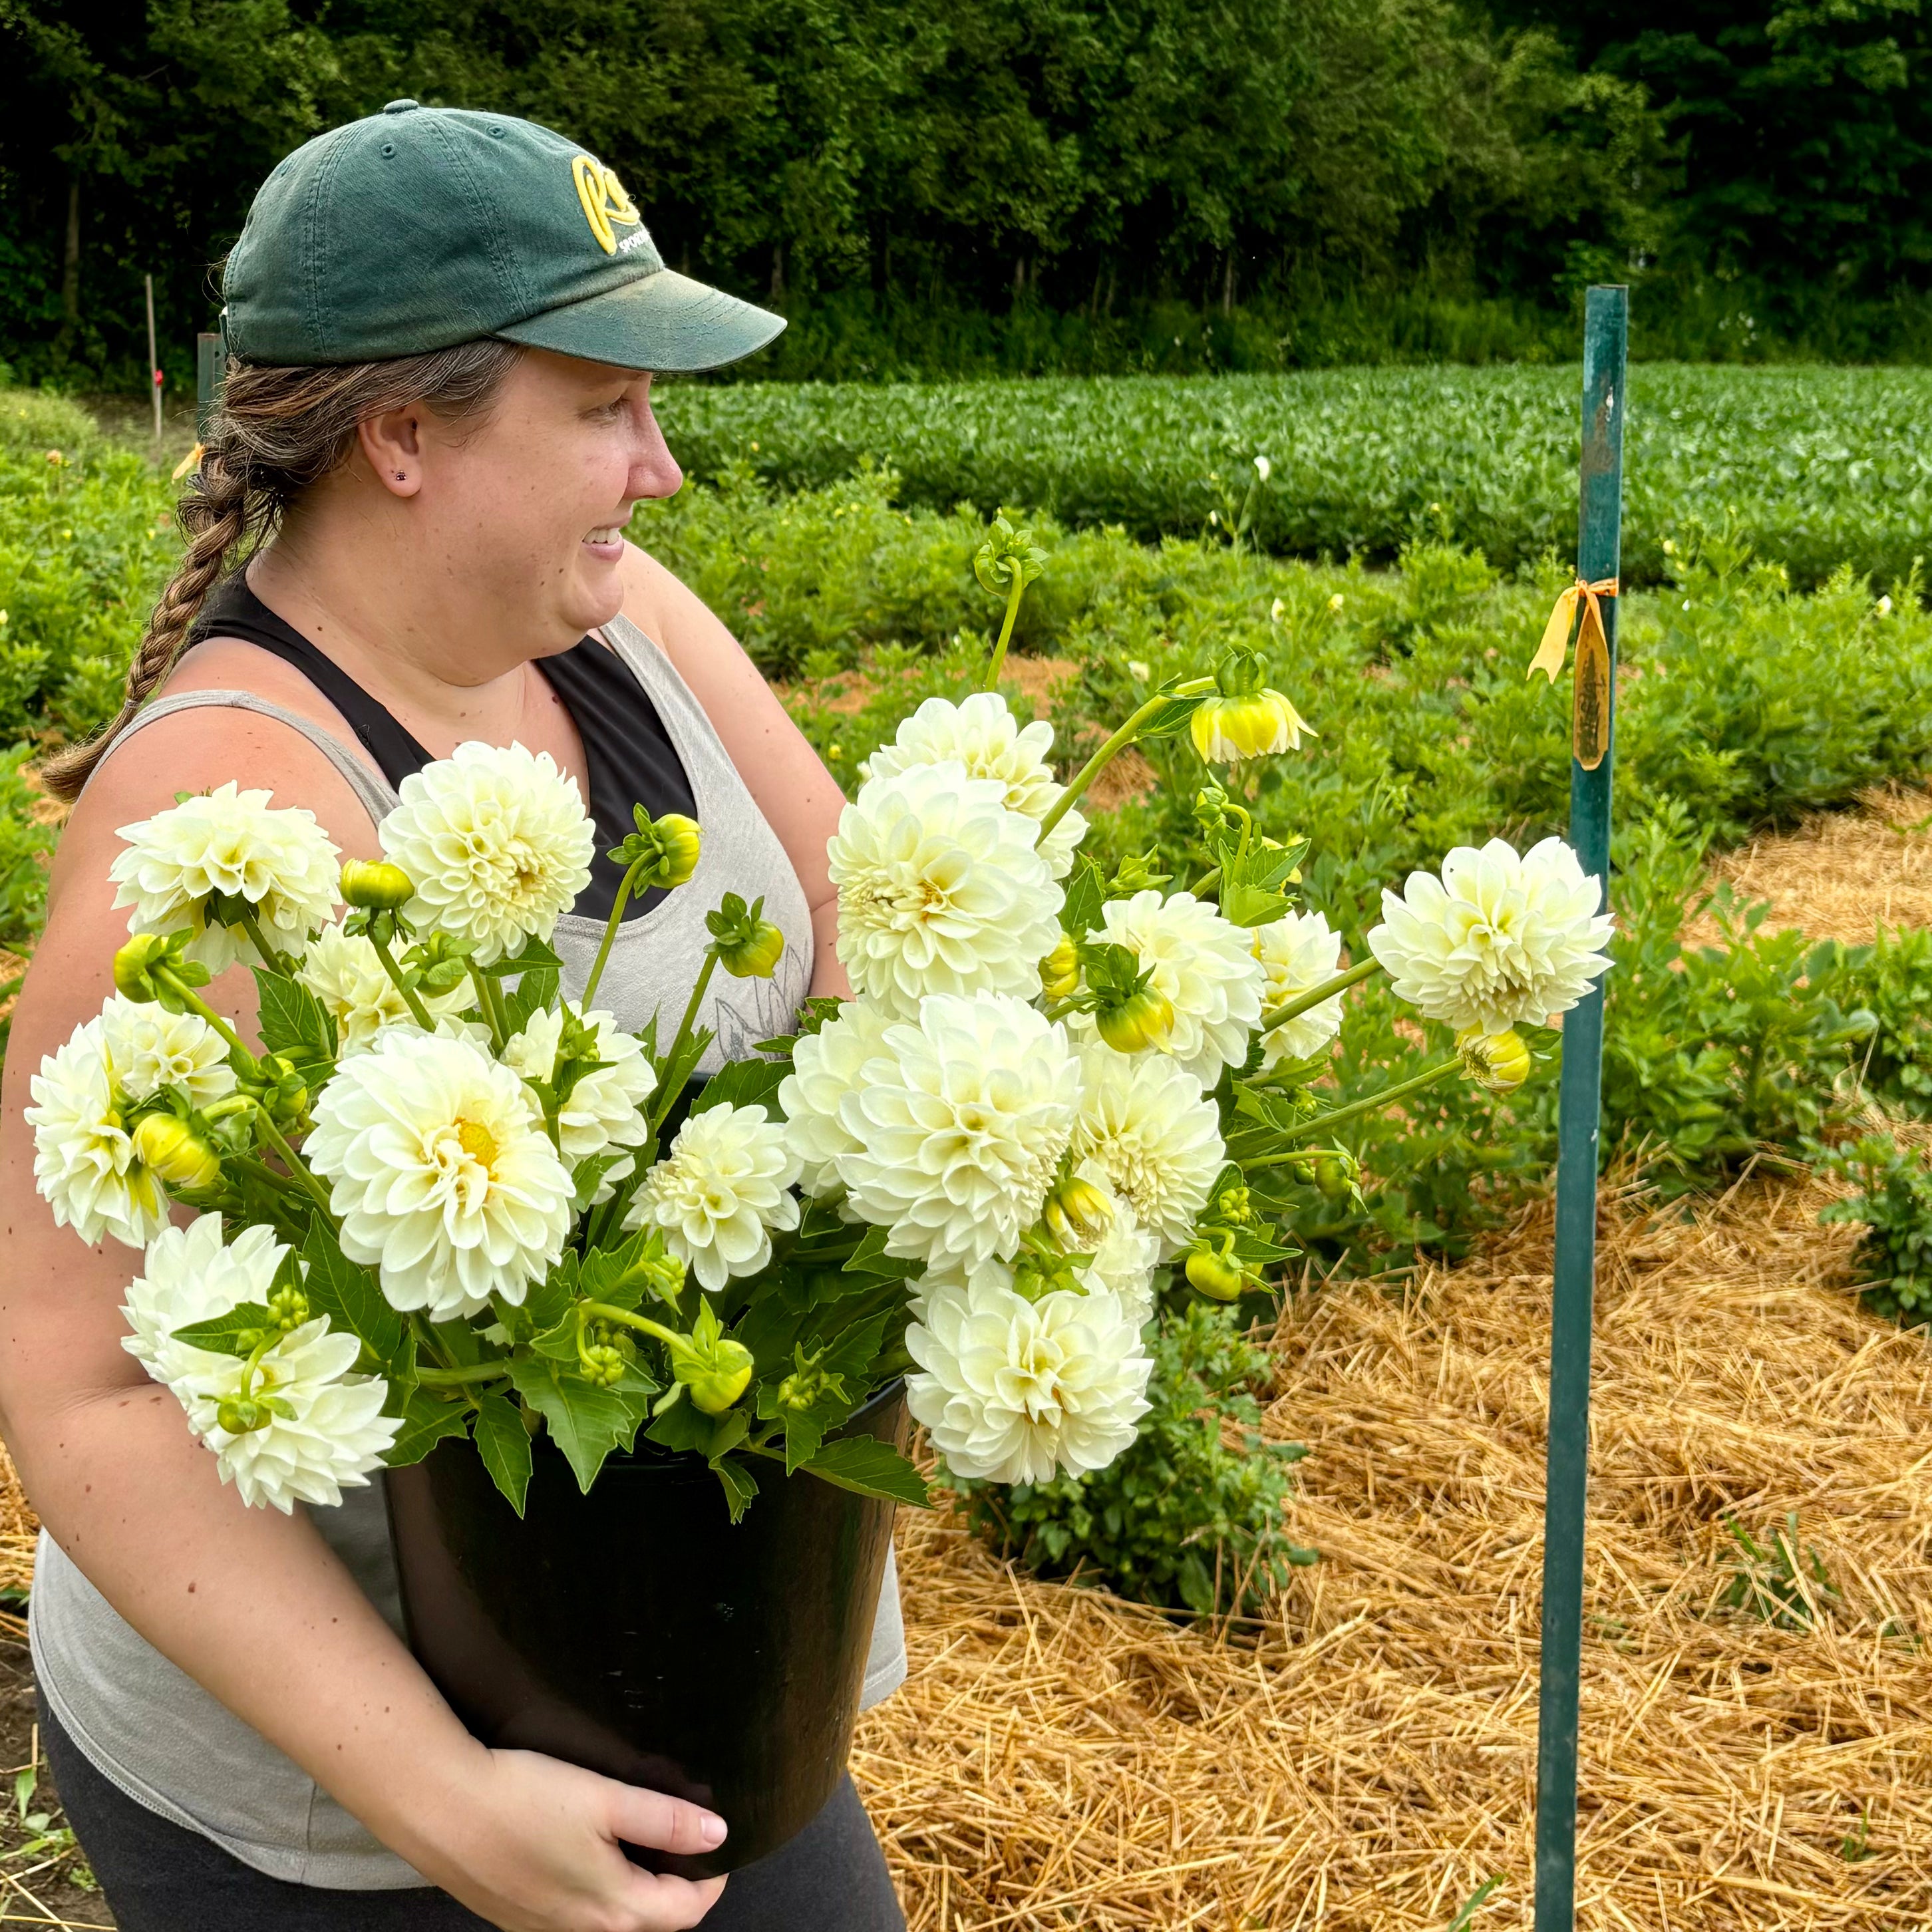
[628,404,684,501]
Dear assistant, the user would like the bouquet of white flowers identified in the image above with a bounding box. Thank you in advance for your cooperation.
[29,520,1615,1532]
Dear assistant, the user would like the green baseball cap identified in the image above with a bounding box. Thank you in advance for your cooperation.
[222,101,784,373]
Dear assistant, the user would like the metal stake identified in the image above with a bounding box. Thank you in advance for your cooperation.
[144,274,162,443]
[1532,283,1628,1931]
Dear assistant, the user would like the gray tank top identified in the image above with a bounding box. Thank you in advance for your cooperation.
[30,613,905,1888]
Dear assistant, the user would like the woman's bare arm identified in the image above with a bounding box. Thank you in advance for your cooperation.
[0,709,724,1931]
[617,543,853,999]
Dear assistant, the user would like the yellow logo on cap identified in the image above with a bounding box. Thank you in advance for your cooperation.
[572,154,643,255]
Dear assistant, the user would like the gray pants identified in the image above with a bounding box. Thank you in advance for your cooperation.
[44,1700,905,1932]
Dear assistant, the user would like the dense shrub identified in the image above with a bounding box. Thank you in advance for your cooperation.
[1818,1136,1932,1328]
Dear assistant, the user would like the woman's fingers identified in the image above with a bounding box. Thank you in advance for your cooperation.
[618,1869,730,1931]
[606,1782,728,1857]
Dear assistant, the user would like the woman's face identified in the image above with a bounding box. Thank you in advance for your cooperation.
[401,348,682,659]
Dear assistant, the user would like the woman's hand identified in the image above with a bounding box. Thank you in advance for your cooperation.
[395,1744,728,1931]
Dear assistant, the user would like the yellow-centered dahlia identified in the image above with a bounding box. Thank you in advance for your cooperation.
[1250,909,1345,1065]
[1093,890,1263,1088]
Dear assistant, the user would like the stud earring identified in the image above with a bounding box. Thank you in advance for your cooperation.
[394,470,406,482]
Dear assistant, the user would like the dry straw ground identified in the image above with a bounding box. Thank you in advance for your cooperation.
[3,787,1931,1930]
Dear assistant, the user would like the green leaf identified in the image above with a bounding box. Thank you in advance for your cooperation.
[168,1301,275,1355]
[1060,854,1106,938]
[480,934,564,979]
[1135,692,1211,740]
[518,1251,579,1337]
[504,965,561,1033]
[842,1224,921,1281]
[472,1392,534,1516]
[692,1056,790,1120]
[251,967,336,1066]
[508,1359,645,1493]
[383,1389,471,1468]
[713,1456,759,1523]
[301,1221,408,1370]
[569,1152,625,1213]
[645,1392,718,1455]
[800,1436,931,1508]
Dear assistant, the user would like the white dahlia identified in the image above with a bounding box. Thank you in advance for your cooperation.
[174,1322,399,1513]
[26,1016,167,1248]
[834,993,1078,1269]
[99,995,236,1108]
[861,693,1087,878]
[122,1213,285,1382]
[1095,889,1265,1088]
[1250,909,1345,1066]
[378,740,596,965]
[503,1005,656,1191]
[777,999,896,1196]
[626,1102,801,1292]
[826,759,1062,1020]
[306,1030,573,1319]
[907,1273,1153,1484]
[1080,1204,1162,1327]
[1071,1046,1225,1258]
[1367,836,1615,1034]
[110,782,340,973]
[297,920,472,1052]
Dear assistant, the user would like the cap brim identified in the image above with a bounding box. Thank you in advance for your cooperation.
[494,267,784,374]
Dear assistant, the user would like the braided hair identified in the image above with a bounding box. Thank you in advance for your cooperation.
[40,337,524,803]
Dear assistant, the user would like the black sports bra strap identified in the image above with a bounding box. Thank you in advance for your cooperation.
[188,577,433,788]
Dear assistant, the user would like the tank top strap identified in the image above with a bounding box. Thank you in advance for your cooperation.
[81,689,400,830]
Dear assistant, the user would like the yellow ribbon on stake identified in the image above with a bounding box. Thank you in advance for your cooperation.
[1529,575,1618,772]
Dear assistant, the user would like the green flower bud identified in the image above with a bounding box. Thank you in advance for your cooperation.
[707,891,786,979]
[112,933,173,1003]
[130,1114,222,1192]
[216,1398,267,1435]
[613,810,703,891]
[1041,1173,1114,1248]
[1185,1244,1246,1301]
[267,1283,311,1332]
[682,1338,754,1416]
[1094,986,1175,1056]
[581,1343,626,1388]
[1039,933,1080,1001]
[1314,1156,1352,1202]
[1213,1184,1253,1225]
[340,860,414,911]
[1458,1026,1532,1094]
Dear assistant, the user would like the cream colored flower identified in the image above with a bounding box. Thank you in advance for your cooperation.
[1079,1199,1162,1327]
[1250,909,1345,1066]
[306,1030,574,1319]
[907,1273,1152,1484]
[1367,836,1615,1033]
[122,1213,283,1382]
[26,1015,168,1248]
[862,693,1087,878]
[297,920,471,1052]
[827,759,1062,1020]
[174,1324,399,1513]
[834,993,1078,1269]
[99,995,236,1108]
[1071,1046,1225,1259]
[110,782,339,972]
[778,1000,897,1197]
[378,740,596,965]
[1094,890,1264,1088]
[502,1005,656,1192]
[627,1102,801,1292]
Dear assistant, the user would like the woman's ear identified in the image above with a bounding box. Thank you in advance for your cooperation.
[357,409,426,498]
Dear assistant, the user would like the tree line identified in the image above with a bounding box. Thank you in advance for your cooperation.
[3,0,1931,384]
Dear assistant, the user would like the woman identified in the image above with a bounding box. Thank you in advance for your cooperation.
[0,103,907,1932]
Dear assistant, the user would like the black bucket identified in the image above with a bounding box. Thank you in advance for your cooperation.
[385,1382,905,1878]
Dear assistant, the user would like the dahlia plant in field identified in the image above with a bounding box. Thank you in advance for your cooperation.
[27,518,1613,1522]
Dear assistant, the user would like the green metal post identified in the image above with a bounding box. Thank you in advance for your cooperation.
[195,327,224,441]
[1532,285,1627,1932]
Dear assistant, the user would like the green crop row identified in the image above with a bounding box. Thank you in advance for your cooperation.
[655,364,1932,593]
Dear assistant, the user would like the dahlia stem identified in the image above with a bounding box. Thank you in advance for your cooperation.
[415,1361,513,1388]
[238,908,287,974]
[364,927,435,1031]
[582,859,647,1011]
[1246,1054,1463,1158]
[251,1104,337,1225]
[981,575,1027,692]
[152,968,256,1072]
[580,1303,681,1348]
[469,963,510,1051]
[1037,677,1215,846]
[1258,958,1382,1037]
[648,952,719,1136]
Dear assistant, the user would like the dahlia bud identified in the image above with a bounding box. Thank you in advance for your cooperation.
[1039,933,1080,1001]
[130,1114,222,1192]
[1313,1156,1353,1201]
[1458,1027,1532,1094]
[340,859,414,911]
[707,892,786,979]
[682,1337,755,1416]
[613,809,703,891]
[581,1343,626,1388]
[1190,689,1315,765]
[267,1283,311,1333]
[112,933,173,1003]
[1094,985,1175,1055]
[1041,1173,1114,1248]
[216,1398,267,1436]
[1185,1243,1246,1301]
